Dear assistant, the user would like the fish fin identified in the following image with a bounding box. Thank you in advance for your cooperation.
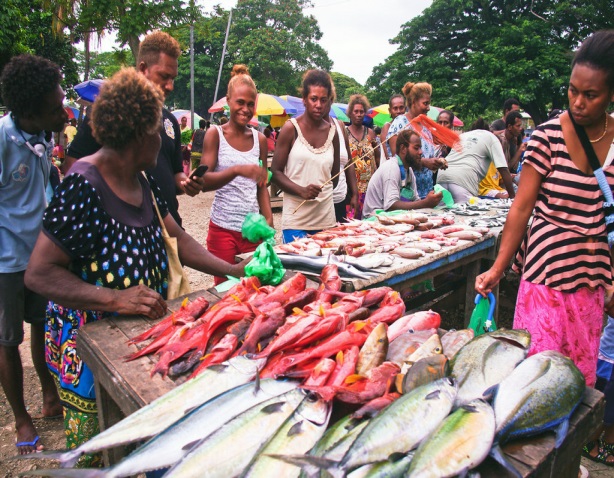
[489,444,522,478]
[482,384,499,401]
[344,374,366,385]
[181,297,189,308]
[184,405,199,415]
[265,454,343,478]
[288,420,304,437]
[336,350,344,364]
[261,401,285,414]
[387,452,408,462]
[12,449,82,469]
[182,439,203,452]
[207,363,228,373]
[253,371,261,394]
[461,404,479,413]
[424,389,441,400]
[555,419,569,448]
[18,470,106,478]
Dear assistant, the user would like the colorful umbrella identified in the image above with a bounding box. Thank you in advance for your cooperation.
[280,96,349,122]
[74,79,104,103]
[172,109,205,129]
[64,106,80,120]
[427,106,464,127]
[208,94,297,116]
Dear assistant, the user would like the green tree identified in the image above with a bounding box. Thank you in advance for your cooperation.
[227,0,332,95]
[167,1,333,114]
[366,0,614,126]
[86,49,135,79]
[330,72,365,103]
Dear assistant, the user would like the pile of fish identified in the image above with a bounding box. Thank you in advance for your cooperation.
[125,267,447,406]
[275,212,489,265]
[22,332,587,478]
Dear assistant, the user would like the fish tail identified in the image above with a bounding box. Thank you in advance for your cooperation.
[489,444,522,478]
[266,454,345,478]
[12,449,83,469]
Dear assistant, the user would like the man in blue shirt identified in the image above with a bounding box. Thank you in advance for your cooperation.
[0,54,66,453]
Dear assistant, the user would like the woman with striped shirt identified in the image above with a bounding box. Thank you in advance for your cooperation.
[476,30,614,387]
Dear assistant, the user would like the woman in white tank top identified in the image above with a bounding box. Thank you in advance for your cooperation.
[271,70,341,244]
[200,65,271,284]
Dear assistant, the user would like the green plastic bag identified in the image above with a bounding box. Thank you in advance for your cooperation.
[433,184,455,208]
[241,213,285,285]
[468,293,497,336]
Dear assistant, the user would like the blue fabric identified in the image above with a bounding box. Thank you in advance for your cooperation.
[282,229,320,244]
[0,114,50,273]
[600,316,614,362]
[386,115,436,199]
[596,316,614,425]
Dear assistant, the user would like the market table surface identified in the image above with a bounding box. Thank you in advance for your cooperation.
[78,287,604,476]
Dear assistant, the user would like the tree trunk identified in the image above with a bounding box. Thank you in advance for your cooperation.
[127,34,141,65]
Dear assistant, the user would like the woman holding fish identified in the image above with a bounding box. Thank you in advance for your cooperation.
[24,69,246,466]
[271,69,340,243]
[199,64,272,285]
[476,30,614,387]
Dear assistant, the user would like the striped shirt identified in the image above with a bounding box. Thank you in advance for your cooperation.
[516,118,614,292]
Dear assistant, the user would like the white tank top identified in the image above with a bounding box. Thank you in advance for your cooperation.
[332,119,349,204]
[281,118,336,231]
[210,125,260,232]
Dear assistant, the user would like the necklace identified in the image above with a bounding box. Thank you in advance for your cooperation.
[589,113,609,143]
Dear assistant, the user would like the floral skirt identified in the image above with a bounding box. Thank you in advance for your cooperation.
[64,408,102,467]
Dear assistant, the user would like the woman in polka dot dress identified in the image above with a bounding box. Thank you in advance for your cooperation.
[25,69,244,466]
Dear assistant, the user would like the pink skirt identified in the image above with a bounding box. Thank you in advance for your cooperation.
[513,279,604,386]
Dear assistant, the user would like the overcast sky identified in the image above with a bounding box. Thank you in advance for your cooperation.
[95,0,433,85]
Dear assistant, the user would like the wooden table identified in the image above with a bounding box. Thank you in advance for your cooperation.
[78,286,604,476]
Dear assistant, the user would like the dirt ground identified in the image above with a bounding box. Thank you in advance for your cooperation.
[0,191,609,476]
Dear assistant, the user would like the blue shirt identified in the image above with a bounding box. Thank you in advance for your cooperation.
[0,114,50,272]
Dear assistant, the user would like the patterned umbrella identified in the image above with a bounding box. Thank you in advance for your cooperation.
[208,94,297,116]
[281,96,350,122]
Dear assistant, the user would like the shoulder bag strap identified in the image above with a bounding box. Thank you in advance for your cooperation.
[568,112,614,247]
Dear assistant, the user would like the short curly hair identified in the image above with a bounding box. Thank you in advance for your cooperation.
[347,94,371,115]
[1,54,62,119]
[91,68,163,150]
[137,31,181,67]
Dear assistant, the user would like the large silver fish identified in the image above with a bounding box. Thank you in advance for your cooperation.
[20,355,265,468]
[164,388,307,478]
[242,394,331,477]
[407,399,496,477]
[450,329,530,407]
[493,350,585,445]
[20,379,298,478]
[277,254,379,279]
[270,378,457,477]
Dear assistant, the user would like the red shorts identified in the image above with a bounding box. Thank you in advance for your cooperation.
[207,221,259,285]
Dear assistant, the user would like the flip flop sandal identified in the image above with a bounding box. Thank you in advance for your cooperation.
[582,440,598,459]
[15,435,41,452]
[593,438,614,467]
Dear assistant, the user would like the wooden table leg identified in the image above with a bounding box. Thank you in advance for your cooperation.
[94,380,130,466]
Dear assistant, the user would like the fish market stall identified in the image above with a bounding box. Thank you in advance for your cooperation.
[75,273,604,477]
[258,209,501,319]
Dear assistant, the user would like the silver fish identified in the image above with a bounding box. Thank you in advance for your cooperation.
[271,378,457,477]
[407,399,496,477]
[164,388,307,478]
[20,379,298,478]
[493,350,585,445]
[20,355,266,468]
[450,329,530,407]
[277,254,378,279]
[243,394,331,477]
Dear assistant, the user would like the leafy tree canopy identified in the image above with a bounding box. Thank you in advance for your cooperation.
[365,0,613,126]
[167,0,333,115]
[330,72,365,104]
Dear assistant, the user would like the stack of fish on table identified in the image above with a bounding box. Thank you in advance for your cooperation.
[274,212,491,277]
[20,267,587,477]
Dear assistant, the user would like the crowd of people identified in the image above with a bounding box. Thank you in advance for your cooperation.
[1,27,614,471]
